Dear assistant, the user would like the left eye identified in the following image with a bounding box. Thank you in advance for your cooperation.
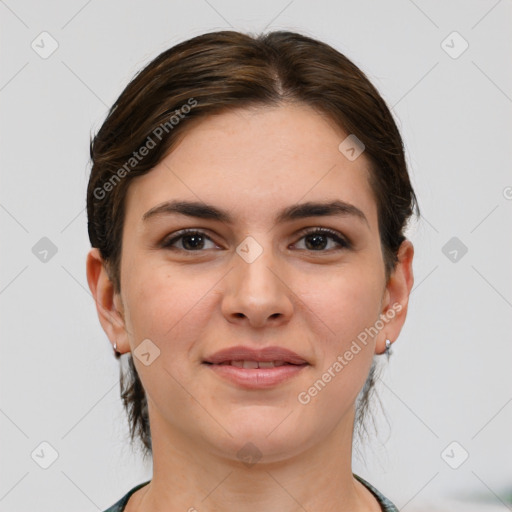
[293,228,350,251]
[161,228,350,252]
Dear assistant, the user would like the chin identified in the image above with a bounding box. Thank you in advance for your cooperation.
[207,415,316,465]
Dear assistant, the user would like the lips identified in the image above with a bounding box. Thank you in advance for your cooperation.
[203,346,308,366]
[203,346,309,389]
[220,360,291,369]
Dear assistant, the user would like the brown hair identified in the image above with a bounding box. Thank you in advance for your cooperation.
[87,30,420,459]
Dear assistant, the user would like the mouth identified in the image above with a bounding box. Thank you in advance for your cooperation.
[202,346,310,389]
[203,345,309,365]
[204,360,305,369]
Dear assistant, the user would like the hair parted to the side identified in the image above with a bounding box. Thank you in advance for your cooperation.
[88,30,420,459]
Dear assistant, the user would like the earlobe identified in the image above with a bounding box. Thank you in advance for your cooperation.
[86,248,129,354]
[376,239,415,355]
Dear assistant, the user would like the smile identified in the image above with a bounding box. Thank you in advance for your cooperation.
[214,360,297,368]
[203,360,309,389]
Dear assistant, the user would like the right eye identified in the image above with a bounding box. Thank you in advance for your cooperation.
[161,229,220,251]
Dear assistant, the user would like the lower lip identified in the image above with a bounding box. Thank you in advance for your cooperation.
[204,363,308,389]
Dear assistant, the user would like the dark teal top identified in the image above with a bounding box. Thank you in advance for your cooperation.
[102,474,398,511]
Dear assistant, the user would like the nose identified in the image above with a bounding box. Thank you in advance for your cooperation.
[221,243,294,329]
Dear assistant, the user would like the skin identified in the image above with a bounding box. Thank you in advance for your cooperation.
[87,104,414,512]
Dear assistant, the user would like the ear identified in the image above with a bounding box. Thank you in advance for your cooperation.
[86,248,130,354]
[376,239,414,354]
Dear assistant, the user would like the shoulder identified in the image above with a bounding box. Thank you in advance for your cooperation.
[102,481,151,512]
[353,473,399,512]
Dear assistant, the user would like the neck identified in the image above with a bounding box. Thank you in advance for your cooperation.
[129,403,377,512]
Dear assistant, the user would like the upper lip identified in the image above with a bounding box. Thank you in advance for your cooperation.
[203,345,308,365]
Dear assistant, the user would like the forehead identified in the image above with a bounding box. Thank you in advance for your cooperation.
[124,104,378,231]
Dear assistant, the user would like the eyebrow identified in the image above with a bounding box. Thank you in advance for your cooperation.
[142,199,369,228]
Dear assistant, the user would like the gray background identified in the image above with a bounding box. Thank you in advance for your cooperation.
[1,1,511,511]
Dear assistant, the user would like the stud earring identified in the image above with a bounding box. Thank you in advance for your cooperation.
[113,341,121,356]
[385,339,392,360]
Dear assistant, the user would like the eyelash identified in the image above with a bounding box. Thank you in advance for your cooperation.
[161,227,351,253]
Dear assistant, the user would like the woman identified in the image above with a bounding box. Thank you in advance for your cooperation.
[86,29,417,512]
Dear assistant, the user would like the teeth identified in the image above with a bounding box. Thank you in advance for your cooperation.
[242,360,259,369]
[228,360,290,368]
[258,361,276,369]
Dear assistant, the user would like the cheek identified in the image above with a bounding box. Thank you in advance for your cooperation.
[121,259,219,370]
[299,264,383,350]
[121,260,194,342]
[120,268,215,422]
[295,270,381,417]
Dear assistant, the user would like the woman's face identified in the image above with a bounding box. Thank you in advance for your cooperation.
[98,104,412,462]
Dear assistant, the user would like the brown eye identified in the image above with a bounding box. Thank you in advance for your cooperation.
[294,228,350,252]
[162,230,217,251]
